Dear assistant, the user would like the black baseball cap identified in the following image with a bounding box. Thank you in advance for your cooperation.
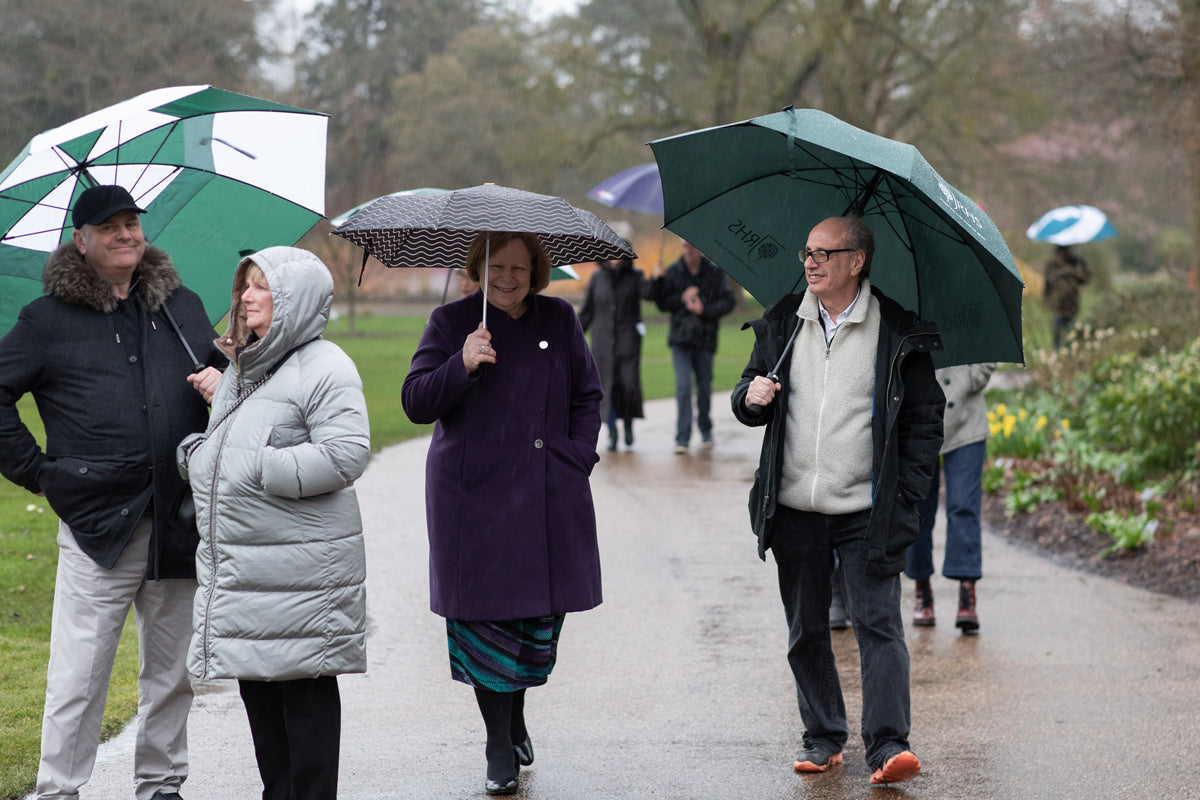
[72,185,146,229]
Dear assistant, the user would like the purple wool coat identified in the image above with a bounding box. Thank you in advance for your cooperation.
[401,291,604,621]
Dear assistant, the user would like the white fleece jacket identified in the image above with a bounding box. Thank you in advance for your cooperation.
[779,282,880,515]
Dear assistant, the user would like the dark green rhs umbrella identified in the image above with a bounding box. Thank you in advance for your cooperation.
[649,107,1024,367]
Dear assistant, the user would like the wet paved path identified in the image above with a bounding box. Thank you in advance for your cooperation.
[64,399,1200,799]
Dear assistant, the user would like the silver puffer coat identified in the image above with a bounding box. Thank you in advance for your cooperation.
[178,246,371,681]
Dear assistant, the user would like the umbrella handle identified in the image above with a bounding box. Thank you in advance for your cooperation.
[747,320,801,413]
[481,235,489,330]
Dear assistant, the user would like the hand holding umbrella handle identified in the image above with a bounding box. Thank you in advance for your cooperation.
[747,372,781,415]
[747,323,800,413]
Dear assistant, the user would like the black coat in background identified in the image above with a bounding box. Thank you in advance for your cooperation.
[578,260,652,424]
[653,255,735,353]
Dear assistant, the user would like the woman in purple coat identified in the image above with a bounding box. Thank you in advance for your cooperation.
[401,231,604,796]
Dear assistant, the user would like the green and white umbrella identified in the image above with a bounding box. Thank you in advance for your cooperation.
[0,84,328,334]
[650,107,1024,367]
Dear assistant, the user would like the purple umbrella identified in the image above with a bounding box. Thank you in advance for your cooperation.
[587,163,663,215]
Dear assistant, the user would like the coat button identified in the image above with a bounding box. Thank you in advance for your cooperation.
[534,439,544,449]
[78,467,88,475]
[120,508,130,516]
[539,341,548,349]
[128,355,138,364]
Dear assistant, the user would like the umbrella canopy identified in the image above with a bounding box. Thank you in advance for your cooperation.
[329,187,445,227]
[1026,205,1117,246]
[649,107,1024,367]
[587,162,663,215]
[333,188,583,306]
[0,85,327,334]
[332,183,636,270]
[332,183,634,327]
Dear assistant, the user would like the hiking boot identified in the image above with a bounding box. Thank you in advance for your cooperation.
[956,580,979,633]
[793,745,844,773]
[913,578,935,626]
[869,750,921,784]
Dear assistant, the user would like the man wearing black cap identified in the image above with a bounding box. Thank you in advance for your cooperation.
[0,185,227,800]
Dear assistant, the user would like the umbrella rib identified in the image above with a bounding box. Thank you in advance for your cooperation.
[48,145,98,188]
[127,122,180,199]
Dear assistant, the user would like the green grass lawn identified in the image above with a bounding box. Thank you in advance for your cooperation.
[0,301,759,799]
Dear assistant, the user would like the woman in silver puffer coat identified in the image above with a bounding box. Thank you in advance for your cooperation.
[177,246,370,800]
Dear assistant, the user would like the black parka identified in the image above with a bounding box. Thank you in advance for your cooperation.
[0,242,226,577]
[653,255,736,352]
[731,285,945,576]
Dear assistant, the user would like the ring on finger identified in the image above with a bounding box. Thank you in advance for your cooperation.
[479,345,485,353]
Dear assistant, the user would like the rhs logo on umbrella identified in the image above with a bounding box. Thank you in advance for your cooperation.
[938,182,985,232]
[726,219,785,263]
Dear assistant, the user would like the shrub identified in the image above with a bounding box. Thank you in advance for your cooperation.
[1080,280,1198,355]
[1076,340,1200,475]
[1087,510,1158,556]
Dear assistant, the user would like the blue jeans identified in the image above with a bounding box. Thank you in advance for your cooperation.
[906,440,985,581]
[670,346,714,447]
[771,505,912,769]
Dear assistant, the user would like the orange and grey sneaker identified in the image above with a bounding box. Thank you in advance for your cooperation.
[793,746,844,773]
[869,750,921,784]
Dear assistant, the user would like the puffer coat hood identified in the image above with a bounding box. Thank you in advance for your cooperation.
[178,246,371,681]
[219,245,335,381]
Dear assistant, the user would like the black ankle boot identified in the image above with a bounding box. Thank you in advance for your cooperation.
[511,688,533,766]
[475,689,518,794]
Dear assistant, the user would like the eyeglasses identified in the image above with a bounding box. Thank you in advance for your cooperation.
[801,248,856,264]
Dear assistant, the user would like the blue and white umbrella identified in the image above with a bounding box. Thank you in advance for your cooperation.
[587,163,663,215]
[1026,205,1117,246]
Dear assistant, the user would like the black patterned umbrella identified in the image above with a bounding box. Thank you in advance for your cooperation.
[331,183,636,271]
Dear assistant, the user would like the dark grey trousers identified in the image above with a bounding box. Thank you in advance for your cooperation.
[771,505,912,769]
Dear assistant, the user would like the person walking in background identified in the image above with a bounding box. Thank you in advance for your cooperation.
[0,185,225,800]
[579,257,652,451]
[1043,244,1090,348]
[456,268,480,299]
[731,216,944,786]
[654,239,735,454]
[401,231,604,796]
[908,362,996,634]
[177,246,371,800]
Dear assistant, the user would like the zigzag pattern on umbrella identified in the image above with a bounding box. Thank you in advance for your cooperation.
[333,183,636,269]
[336,226,632,269]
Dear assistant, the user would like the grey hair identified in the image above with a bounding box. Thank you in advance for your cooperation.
[839,216,874,279]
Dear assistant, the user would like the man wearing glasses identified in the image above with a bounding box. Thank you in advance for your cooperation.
[731,215,944,786]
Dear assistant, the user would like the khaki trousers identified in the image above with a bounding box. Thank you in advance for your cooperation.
[36,516,196,800]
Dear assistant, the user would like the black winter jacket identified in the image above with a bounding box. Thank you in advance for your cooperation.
[653,255,735,352]
[730,285,945,576]
[0,243,226,577]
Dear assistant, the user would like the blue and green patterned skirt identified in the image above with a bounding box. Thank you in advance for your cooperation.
[447,614,566,692]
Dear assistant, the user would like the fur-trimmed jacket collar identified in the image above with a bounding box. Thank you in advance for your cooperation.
[42,242,182,314]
